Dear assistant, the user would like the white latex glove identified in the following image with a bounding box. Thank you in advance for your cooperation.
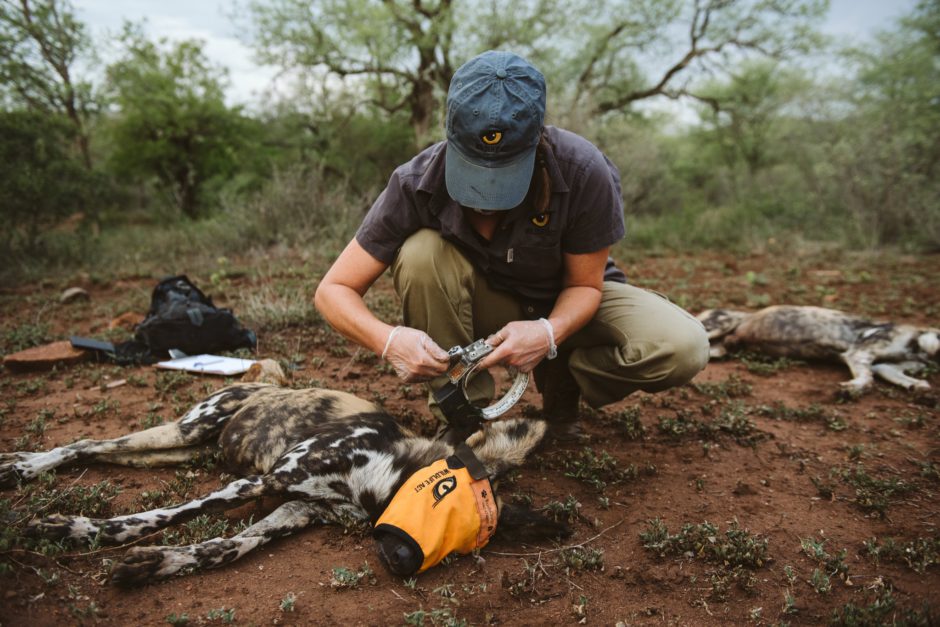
[382,326,450,382]
[479,319,555,373]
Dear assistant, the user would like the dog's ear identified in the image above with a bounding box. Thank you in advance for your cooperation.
[466,419,547,477]
[241,359,288,386]
[495,500,572,542]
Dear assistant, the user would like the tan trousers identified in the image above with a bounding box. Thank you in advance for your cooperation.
[391,229,709,410]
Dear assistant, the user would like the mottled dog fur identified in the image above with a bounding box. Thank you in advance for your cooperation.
[697,305,939,392]
[0,369,566,585]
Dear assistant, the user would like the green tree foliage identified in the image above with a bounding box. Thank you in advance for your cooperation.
[246,0,827,148]
[0,110,99,256]
[247,0,461,147]
[571,0,827,116]
[106,25,248,219]
[694,61,808,175]
[0,0,97,167]
[821,0,940,248]
[255,83,416,193]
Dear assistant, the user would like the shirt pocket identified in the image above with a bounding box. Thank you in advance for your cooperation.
[506,244,564,282]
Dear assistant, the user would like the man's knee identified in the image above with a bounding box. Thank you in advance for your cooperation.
[652,320,710,389]
[394,229,469,289]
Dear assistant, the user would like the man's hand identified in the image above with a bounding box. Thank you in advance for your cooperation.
[478,320,554,373]
[383,326,450,382]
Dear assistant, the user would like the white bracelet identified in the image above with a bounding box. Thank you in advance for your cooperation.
[537,318,557,360]
[381,326,402,360]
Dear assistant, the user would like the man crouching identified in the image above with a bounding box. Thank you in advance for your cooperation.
[314,50,708,440]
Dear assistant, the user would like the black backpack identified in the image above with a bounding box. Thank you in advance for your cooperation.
[115,275,256,364]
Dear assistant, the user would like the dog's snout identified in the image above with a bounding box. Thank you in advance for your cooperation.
[375,532,422,576]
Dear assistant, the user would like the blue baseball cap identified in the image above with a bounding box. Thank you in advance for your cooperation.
[445,51,546,210]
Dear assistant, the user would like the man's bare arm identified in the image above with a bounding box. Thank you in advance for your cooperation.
[314,238,449,381]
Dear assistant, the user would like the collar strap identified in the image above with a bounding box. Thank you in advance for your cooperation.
[452,442,489,481]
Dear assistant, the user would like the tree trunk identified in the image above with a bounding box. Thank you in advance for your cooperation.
[410,77,437,150]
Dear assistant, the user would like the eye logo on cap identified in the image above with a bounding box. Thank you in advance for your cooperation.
[481,131,502,146]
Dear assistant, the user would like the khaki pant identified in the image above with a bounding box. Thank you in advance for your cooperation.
[391,229,709,411]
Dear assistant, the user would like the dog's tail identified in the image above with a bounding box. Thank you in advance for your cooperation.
[696,309,750,340]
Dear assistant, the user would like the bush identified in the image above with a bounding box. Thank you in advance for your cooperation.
[0,111,103,258]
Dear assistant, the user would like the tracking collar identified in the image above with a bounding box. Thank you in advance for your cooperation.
[374,443,498,574]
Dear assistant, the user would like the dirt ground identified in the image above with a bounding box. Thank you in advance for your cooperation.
[1,250,938,626]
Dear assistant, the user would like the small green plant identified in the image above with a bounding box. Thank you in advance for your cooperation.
[140,411,165,428]
[330,561,376,589]
[756,402,840,426]
[607,406,647,439]
[829,586,933,626]
[559,547,604,573]
[1,322,50,353]
[25,410,51,438]
[328,344,350,358]
[206,607,236,623]
[166,613,189,625]
[864,535,940,574]
[656,409,700,439]
[640,518,769,569]
[433,583,456,601]
[154,370,194,397]
[561,447,643,492]
[913,460,940,481]
[403,607,466,627]
[572,594,589,622]
[737,352,800,376]
[540,495,584,524]
[837,464,915,517]
[161,514,232,546]
[693,374,753,400]
[279,592,296,612]
[127,374,148,387]
[800,537,849,584]
[17,378,47,396]
[811,475,835,499]
[135,470,196,510]
[810,568,831,594]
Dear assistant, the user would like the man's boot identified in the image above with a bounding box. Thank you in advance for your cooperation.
[534,354,583,441]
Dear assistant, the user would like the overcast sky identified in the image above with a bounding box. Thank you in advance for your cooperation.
[72,0,918,109]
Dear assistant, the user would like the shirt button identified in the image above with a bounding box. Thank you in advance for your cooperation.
[526,306,534,314]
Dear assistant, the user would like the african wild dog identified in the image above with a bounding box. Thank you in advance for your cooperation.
[697,305,939,392]
[0,362,568,585]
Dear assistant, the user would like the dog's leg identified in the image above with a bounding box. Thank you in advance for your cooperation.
[89,446,216,468]
[839,350,875,392]
[110,499,324,586]
[871,362,931,389]
[29,475,268,544]
[0,386,260,486]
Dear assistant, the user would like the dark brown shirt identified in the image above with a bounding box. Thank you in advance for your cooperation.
[356,126,626,317]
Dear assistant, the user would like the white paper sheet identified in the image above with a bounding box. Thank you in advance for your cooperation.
[154,354,256,376]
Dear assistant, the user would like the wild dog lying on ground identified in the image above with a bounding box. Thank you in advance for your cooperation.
[697,305,939,392]
[0,362,568,585]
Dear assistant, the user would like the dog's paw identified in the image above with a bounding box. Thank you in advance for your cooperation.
[110,546,170,586]
[0,464,25,488]
[835,386,864,403]
[27,514,93,541]
[0,452,62,487]
[0,451,35,464]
